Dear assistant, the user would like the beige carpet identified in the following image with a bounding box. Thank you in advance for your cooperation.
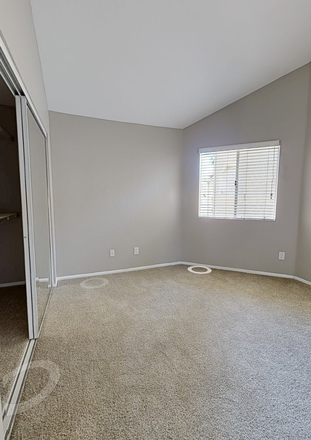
[0,286,28,406]
[11,266,311,439]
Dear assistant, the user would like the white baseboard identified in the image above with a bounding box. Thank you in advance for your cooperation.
[0,281,26,288]
[36,277,49,283]
[56,261,311,287]
[180,261,294,279]
[56,261,183,282]
[293,276,311,286]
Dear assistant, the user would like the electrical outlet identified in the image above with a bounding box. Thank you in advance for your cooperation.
[109,249,115,257]
[133,247,139,255]
[278,251,285,261]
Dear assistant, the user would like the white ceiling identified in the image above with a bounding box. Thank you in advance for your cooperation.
[30,0,311,129]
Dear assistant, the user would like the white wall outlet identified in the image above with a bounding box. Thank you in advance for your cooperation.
[133,247,139,255]
[109,249,115,257]
[278,251,285,260]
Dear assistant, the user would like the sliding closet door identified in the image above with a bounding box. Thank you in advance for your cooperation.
[25,105,52,332]
[15,96,52,338]
[15,96,37,339]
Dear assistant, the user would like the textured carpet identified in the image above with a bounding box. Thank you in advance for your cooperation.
[0,286,28,406]
[10,266,311,439]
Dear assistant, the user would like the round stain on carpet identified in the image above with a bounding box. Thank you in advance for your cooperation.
[187,265,212,274]
[80,277,109,289]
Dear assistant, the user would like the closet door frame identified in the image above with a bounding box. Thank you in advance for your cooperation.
[0,42,57,290]
[0,60,37,339]
[0,46,57,330]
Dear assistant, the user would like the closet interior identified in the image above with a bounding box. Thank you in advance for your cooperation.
[0,76,27,407]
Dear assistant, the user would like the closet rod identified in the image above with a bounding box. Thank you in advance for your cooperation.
[0,212,18,223]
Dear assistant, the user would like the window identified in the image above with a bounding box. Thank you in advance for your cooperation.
[199,141,280,220]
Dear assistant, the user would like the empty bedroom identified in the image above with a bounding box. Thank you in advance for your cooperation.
[0,1,311,439]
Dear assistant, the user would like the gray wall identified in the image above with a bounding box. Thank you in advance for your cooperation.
[0,105,25,284]
[50,66,311,279]
[296,66,311,281]
[181,65,310,275]
[0,0,49,129]
[50,112,183,277]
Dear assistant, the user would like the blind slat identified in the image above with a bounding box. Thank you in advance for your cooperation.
[199,145,280,220]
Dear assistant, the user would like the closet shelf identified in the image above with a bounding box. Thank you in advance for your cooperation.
[0,212,19,223]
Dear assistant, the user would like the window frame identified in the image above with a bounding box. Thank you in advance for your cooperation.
[198,140,281,221]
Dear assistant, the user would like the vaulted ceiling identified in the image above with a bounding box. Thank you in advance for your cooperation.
[30,0,311,128]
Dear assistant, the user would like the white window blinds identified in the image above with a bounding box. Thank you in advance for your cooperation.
[199,143,280,220]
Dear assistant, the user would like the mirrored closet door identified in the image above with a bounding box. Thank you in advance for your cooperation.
[24,104,52,333]
[0,53,54,439]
